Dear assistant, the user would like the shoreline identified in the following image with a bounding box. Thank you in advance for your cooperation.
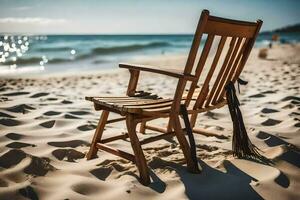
[0,52,188,79]
[1,43,299,80]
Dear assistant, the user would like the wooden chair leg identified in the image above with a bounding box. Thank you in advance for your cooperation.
[126,114,150,185]
[167,119,173,133]
[139,121,146,134]
[171,113,200,173]
[190,113,198,128]
[86,110,109,160]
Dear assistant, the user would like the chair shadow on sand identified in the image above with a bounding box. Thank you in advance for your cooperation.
[256,130,300,169]
[148,158,264,200]
[88,129,300,199]
[89,153,266,199]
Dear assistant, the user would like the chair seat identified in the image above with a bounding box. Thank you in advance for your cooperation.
[86,87,227,116]
[86,90,227,116]
[86,93,174,116]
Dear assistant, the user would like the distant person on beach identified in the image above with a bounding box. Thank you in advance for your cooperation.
[269,34,280,48]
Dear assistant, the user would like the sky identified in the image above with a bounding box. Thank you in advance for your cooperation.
[0,0,299,34]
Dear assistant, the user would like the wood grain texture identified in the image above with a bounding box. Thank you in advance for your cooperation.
[120,63,197,81]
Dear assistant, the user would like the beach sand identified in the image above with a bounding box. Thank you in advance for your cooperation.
[0,43,299,200]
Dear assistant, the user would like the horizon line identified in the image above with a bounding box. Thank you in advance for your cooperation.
[1,24,297,35]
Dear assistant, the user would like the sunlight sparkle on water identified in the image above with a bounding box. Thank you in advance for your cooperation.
[4,44,9,51]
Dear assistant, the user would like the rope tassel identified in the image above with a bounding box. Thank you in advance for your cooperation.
[225,81,261,159]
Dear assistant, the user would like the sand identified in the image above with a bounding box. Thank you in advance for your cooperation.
[0,43,299,200]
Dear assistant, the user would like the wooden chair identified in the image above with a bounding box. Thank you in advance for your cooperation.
[86,10,262,185]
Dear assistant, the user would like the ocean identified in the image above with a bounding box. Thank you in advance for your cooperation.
[0,33,299,76]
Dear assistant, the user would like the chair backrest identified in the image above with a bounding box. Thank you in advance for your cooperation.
[183,10,262,110]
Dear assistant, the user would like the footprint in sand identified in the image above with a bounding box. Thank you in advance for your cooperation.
[45,97,58,101]
[69,111,91,115]
[39,120,56,128]
[5,104,35,114]
[290,100,300,105]
[43,111,61,116]
[249,93,265,98]
[0,111,15,118]
[6,142,36,149]
[19,186,39,200]
[71,182,100,196]
[281,96,300,102]
[24,156,56,176]
[0,149,26,168]
[262,90,276,94]
[281,96,300,108]
[90,167,113,181]
[30,92,49,98]
[64,114,81,119]
[77,124,97,131]
[0,118,21,126]
[261,108,279,114]
[61,100,73,104]
[2,92,30,96]
[0,149,56,176]
[52,149,85,162]
[281,104,295,109]
[261,118,282,126]
[5,133,23,140]
[48,140,89,148]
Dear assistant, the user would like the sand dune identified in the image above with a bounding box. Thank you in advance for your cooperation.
[0,44,299,200]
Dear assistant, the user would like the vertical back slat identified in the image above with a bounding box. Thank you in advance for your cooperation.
[229,38,251,83]
[185,34,215,106]
[211,37,243,104]
[232,20,263,82]
[184,10,210,75]
[217,38,250,102]
[204,37,237,107]
[193,36,227,109]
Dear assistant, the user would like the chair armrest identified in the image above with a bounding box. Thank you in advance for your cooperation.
[119,63,197,81]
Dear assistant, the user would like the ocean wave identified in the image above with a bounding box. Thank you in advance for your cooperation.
[49,58,73,64]
[3,57,73,65]
[36,47,73,52]
[3,56,110,65]
[2,42,171,65]
[3,57,42,65]
[91,42,170,55]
